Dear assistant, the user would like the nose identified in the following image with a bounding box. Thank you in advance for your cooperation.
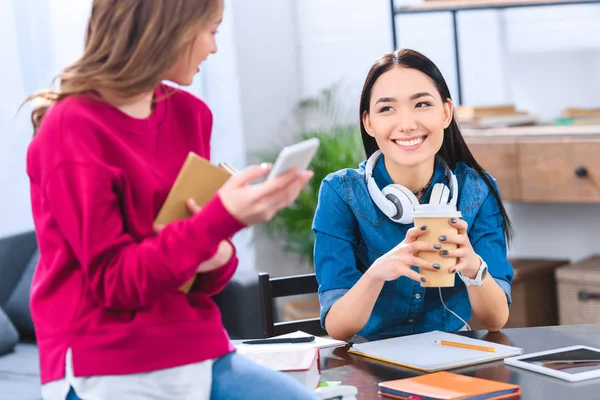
[395,109,418,133]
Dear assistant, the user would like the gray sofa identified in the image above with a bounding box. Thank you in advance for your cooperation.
[0,231,263,400]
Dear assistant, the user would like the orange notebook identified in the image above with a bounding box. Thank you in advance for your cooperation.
[378,371,520,400]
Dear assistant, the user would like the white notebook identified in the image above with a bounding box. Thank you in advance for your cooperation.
[348,330,523,372]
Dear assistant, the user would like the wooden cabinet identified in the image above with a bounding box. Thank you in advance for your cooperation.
[464,126,600,203]
[469,258,569,330]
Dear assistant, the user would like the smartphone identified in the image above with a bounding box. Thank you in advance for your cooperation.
[267,138,320,180]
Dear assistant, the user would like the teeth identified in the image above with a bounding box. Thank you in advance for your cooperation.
[394,137,424,147]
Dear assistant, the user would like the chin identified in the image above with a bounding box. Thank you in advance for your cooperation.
[387,149,434,168]
[169,75,195,87]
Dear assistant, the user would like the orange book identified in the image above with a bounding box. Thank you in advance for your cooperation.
[378,371,520,400]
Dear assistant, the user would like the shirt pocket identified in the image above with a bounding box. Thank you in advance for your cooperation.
[356,240,396,298]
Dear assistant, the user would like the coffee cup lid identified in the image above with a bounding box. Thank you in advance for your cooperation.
[413,204,462,218]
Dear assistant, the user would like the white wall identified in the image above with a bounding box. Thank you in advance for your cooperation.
[230,0,313,276]
[0,0,92,238]
[196,1,256,271]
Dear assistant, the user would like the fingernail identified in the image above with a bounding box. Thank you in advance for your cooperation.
[439,235,447,241]
[260,163,269,169]
[433,264,441,270]
[450,218,457,224]
[441,250,449,256]
[420,225,427,231]
[434,244,442,250]
[450,268,456,273]
[420,276,428,282]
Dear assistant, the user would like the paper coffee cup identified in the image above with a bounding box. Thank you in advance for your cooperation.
[413,204,462,288]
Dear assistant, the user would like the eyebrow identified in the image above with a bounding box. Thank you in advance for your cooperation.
[375,97,396,105]
[374,92,434,105]
[410,92,434,100]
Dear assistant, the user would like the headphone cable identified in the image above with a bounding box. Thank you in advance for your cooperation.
[438,287,471,331]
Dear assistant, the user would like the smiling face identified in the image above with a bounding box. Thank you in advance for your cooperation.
[165,5,223,86]
[362,66,453,168]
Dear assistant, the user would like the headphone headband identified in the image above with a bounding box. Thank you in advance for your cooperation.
[365,150,458,223]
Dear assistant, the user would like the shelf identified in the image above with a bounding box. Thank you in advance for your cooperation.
[394,0,600,14]
[462,124,600,140]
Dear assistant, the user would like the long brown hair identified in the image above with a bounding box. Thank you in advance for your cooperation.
[26,0,222,134]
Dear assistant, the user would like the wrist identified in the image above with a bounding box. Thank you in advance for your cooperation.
[459,255,488,287]
[464,256,482,279]
[364,267,386,287]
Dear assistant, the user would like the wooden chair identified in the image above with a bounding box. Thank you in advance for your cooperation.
[258,272,327,338]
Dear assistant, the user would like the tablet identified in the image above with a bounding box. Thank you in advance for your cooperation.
[504,345,600,382]
[267,138,320,181]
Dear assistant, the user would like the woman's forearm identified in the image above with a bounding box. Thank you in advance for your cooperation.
[324,272,385,341]
[467,277,509,332]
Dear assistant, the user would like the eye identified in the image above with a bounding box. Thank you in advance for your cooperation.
[378,106,394,113]
[415,102,432,108]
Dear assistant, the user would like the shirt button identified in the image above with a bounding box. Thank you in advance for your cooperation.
[408,319,414,323]
[415,294,421,299]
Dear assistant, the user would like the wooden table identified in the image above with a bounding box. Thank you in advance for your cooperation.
[320,324,600,399]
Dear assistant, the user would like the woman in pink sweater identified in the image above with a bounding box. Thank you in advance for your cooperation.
[25,1,317,399]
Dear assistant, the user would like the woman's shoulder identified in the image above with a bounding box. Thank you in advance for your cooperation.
[453,162,498,214]
[163,85,211,116]
[33,94,106,145]
[321,161,368,192]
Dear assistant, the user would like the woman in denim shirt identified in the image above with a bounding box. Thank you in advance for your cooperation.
[312,49,514,342]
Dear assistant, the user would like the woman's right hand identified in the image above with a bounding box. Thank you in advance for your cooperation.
[365,226,441,284]
[218,164,313,226]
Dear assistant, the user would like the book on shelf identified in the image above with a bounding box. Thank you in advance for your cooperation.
[556,108,600,126]
[456,104,537,128]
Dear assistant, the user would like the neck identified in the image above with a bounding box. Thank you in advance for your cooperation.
[384,156,436,197]
[98,89,155,119]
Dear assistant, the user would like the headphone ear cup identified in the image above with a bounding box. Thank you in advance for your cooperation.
[381,185,419,224]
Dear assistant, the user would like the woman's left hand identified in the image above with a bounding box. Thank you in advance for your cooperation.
[439,218,481,279]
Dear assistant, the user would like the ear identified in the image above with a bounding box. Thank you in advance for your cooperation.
[443,98,454,129]
[362,111,375,137]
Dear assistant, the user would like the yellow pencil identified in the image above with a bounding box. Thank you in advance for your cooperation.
[439,340,496,352]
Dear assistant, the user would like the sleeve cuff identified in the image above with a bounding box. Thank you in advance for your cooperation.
[318,288,349,329]
[197,194,247,240]
[494,277,512,307]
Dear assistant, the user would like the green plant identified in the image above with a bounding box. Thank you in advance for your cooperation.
[263,95,365,264]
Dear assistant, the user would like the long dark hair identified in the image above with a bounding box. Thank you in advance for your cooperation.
[359,49,513,244]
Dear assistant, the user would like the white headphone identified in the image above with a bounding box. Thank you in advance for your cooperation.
[365,150,458,224]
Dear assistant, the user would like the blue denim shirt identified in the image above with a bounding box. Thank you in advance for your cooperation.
[312,155,513,340]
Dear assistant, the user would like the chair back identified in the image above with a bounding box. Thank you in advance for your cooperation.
[258,272,327,338]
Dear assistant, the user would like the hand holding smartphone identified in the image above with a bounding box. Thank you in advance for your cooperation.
[266,138,320,181]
